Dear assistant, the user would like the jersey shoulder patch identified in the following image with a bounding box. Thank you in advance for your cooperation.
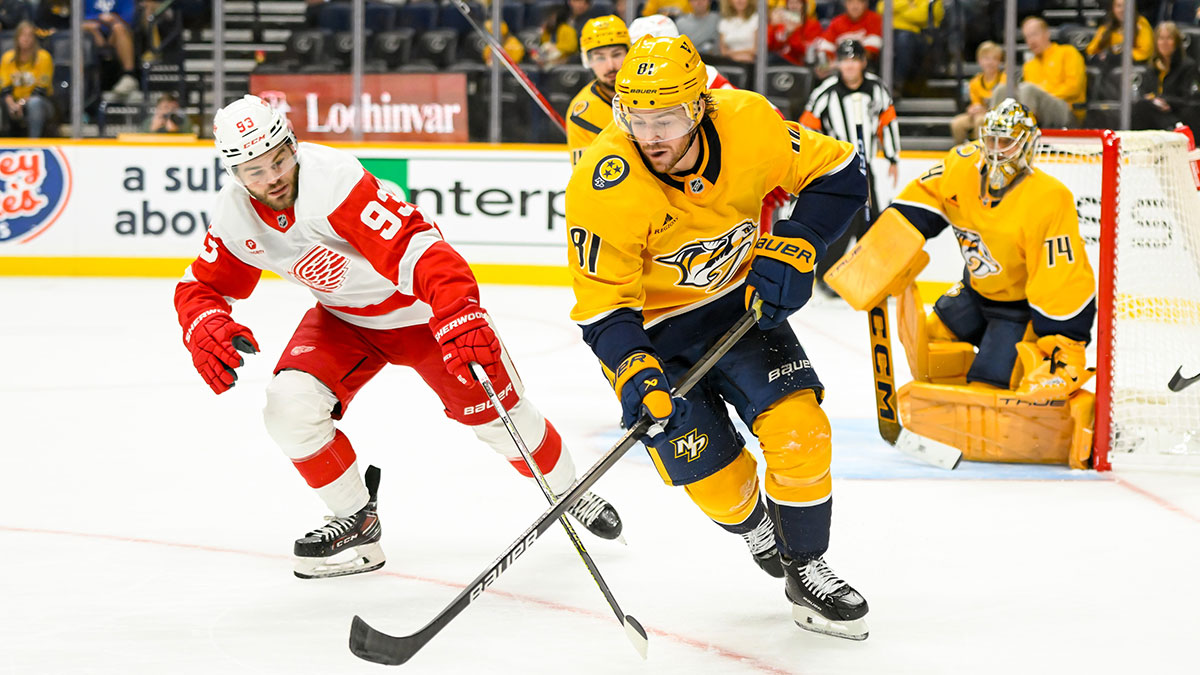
[592,155,629,190]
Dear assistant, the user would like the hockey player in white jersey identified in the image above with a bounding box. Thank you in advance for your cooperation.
[174,95,623,578]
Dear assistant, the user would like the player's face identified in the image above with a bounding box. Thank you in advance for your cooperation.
[588,46,628,89]
[982,134,1021,163]
[235,144,299,210]
[626,106,700,172]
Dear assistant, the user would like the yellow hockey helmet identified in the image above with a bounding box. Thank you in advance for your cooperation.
[612,35,708,143]
[580,15,631,67]
[979,97,1041,191]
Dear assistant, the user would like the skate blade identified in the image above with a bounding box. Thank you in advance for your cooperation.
[791,604,869,641]
[294,543,386,580]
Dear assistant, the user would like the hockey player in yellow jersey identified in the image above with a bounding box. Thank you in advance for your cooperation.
[567,35,872,640]
[826,99,1099,467]
[567,16,630,166]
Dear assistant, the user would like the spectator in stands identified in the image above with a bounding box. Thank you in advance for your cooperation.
[816,0,883,69]
[677,0,720,55]
[145,92,193,133]
[1016,16,1086,128]
[879,0,943,96]
[1087,0,1155,65]
[537,2,580,66]
[483,20,526,65]
[76,0,139,98]
[718,0,758,64]
[1132,22,1200,130]
[642,0,691,18]
[0,0,30,30]
[767,0,822,66]
[950,41,1006,143]
[1,20,55,138]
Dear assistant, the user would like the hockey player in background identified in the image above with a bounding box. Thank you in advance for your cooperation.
[826,99,1098,467]
[567,15,631,167]
[566,36,870,639]
[174,95,623,579]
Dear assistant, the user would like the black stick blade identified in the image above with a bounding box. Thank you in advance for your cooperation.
[349,615,421,666]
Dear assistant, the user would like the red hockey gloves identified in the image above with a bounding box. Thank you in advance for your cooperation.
[184,309,259,394]
[613,351,689,441]
[431,298,502,385]
[745,231,824,330]
[762,186,792,214]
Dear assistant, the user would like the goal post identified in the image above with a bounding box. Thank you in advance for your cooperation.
[1039,128,1200,471]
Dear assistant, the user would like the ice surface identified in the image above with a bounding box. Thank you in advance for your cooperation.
[2,278,1198,674]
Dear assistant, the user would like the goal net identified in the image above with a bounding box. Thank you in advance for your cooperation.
[1039,129,1200,470]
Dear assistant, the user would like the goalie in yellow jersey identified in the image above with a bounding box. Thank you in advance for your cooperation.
[566,35,871,640]
[826,99,1099,467]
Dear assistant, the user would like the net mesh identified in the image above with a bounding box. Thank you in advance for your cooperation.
[1039,131,1200,466]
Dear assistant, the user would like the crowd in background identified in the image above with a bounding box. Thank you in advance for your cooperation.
[3,0,1200,140]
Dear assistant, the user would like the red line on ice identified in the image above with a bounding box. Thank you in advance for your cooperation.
[0,524,797,675]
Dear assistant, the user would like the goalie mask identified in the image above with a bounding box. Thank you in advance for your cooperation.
[979,98,1040,192]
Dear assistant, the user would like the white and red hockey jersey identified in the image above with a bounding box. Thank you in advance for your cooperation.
[175,142,478,333]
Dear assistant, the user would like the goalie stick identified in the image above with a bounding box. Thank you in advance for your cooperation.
[849,95,961,470]
[348,304,761,665]
[468,361,648,658]
[452,0,567,134]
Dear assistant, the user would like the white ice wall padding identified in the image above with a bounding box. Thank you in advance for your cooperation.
[1039,131,1200,467]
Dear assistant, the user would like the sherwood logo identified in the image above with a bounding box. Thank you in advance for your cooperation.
[469,531,538,602]
[434,312,485,341]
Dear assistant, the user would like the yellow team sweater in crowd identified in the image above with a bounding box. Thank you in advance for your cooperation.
[0,49,52,100]
[1023,42,1087,109]
[1086,15,1155,62]
[968,71,1007,106]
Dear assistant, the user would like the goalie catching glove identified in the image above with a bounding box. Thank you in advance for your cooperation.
[431,297,502,386]
[1016,335,1091,401]
[184,309,259,394]
[613,351,689,441]
[745,225,825,330]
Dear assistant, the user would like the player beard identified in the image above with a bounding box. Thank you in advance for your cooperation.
[638,132,698,174]
[249,166,299,211]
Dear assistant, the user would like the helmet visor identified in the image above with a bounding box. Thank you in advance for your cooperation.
[613,100,702,143]
[230,143,299,189]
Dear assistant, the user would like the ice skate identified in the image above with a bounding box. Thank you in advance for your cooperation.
[565,490,623,540]
[783,556,869,640]
[294,465,385,579]
[742,511,784,578]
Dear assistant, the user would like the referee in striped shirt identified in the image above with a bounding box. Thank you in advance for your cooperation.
[800,39,901,290]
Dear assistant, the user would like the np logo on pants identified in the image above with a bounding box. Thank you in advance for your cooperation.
[670,429,708,462]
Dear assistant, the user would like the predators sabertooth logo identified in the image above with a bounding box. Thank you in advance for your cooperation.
[655,220,757,292]
[953,226,1002,278]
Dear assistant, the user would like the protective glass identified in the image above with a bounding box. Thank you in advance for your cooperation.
[613,99,702,143]
[231,144,299,189]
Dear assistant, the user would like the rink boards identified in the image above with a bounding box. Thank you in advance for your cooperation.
[0,139,963,289]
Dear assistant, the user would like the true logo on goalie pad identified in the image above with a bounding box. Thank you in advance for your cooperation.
[952,226,1002,278]
[291,245,350,292]
[654,220,757,292]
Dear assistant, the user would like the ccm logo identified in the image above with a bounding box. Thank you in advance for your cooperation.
[463,383,514,415]
[242,133,266,148]
[768,359,812,382]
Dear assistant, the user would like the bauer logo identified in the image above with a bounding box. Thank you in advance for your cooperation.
[0,148,72,244]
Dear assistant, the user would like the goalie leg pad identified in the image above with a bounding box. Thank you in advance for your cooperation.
[898,381,1093,465]
[897,283,975,384]
[682,448,762,529]
[753,389,833,559]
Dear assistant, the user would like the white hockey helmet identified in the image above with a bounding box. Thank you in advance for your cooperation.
[213,94,297,183]
[628,15,679,44]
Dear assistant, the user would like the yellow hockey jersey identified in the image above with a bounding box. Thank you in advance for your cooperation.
[567,88,858,332]
[567,81,616,167]
[888,141,1096,334]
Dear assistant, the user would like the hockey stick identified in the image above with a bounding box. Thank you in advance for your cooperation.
[468,362,648,658]
[849,95,960,470]
[349,304,760,665]
[1168,364,1200,392]
[452,0,567,134]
